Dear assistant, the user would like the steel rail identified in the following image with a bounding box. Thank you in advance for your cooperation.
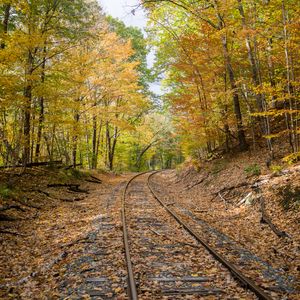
[147,171,273,300]
[121,171,153,300]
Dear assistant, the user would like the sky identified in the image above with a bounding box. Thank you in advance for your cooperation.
[98,0,147,30]
[98,0,162,95]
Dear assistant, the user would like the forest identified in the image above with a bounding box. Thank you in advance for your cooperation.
[0,0,179,172]
[1,0,300,171]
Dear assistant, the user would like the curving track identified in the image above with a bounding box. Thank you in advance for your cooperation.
[121,171,274,300]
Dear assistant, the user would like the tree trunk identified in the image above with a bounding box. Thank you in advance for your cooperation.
[72,113,80,168]
[95,120,102,169]
[35,46,47,161]
[91,116,97,169]
[23,51,34,166]
[237,0,273,156]
[106,122,112,170]
[1,4,10,49]
[221,35,248,151]
[237,0,263,110]
[282,0,297,152]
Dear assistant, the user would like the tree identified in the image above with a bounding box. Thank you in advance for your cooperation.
[142,0,300,160]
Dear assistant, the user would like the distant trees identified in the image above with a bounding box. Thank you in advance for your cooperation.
[143,0,300,161]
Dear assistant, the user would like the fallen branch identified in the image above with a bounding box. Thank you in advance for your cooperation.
[183,174,209,191]
[36,189,51,197]
[64,163,82,170]
[174,168,193,184]
[0,204,26,212]
[0,160,62,169]
[90,175,101,182]
[0,214,20,221]
[47,183,80,188]
[85,175,102,184]
[218,192,228,209]
[194,209,212,213]
[213,181,249,197]
[68,186,89,194]
[0,230,28,237]
[60,196,85,202]
[260,196,289,238]
[85,179,100,184]
[59,236,90,249]
[12,197,41,209]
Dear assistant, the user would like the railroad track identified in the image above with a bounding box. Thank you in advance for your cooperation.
[121,171,274,300]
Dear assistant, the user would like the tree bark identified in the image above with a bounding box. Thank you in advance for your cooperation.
[72,113,80,168]
[23,51,34,166]
[91,115,97,169]
[282,0,297,153]
[1,4,10,49]
[35,46,47,161]
[221,35,248,151]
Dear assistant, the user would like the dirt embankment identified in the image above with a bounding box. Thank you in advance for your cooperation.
[0,167,124,299]
[164,152,300,292]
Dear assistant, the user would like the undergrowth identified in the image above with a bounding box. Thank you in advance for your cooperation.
[0,183,18,199]
[244,164,261,177]
[0,184,13,199]
[57,168,90,181]
[277,184,300,211]
[211,159,229,175]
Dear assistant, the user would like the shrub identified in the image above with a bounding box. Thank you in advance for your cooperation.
[270,165,283,175]
[0,184,13,199]
[211,159,228,175]
[244,164,261,176]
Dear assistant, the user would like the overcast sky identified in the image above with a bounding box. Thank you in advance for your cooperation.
[98,0,147,31]
[98,0,162,95]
